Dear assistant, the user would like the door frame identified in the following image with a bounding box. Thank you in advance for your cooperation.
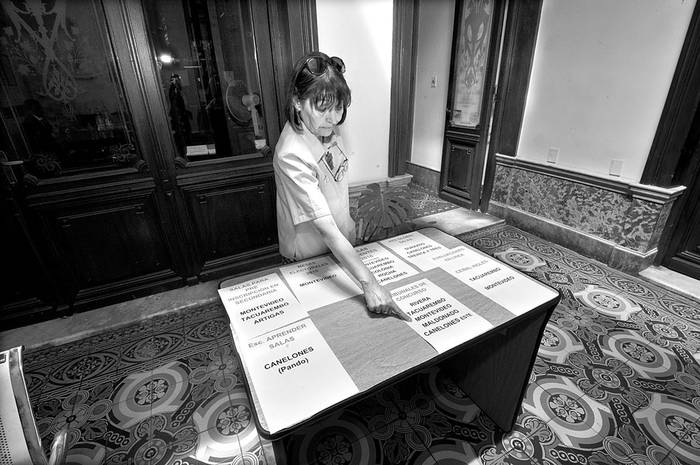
[388,0,418,177]
[439,0,506,210]
[388,0,543,212]
[480,0,543,211]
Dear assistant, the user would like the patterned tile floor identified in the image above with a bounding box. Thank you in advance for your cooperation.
[23,224,700,465]
[405,184,459,218]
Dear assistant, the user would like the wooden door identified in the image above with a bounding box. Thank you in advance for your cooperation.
[0,0,301,328]
[138,0,281,281]
[662,105,700,280]
[1,0,185,322]
[440,0,504,209]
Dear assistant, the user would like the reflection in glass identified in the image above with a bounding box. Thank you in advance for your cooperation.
[145,0,266,163]
[0,0,141,179]
[450,0,494,128]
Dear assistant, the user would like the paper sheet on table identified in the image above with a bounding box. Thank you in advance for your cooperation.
[218,273,307,340]
[431,246,559,315]
[392,278,493,353]
[239,319,358,435]
[380,231,449,271]
[280,256,362,310]
[355,242,419,284]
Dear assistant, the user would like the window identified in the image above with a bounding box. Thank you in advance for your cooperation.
[144,0,267,162]
[0,0,141,178]
[449,0,495,128]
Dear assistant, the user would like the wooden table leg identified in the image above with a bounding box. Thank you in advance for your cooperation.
[270,437,288,465]
[445,305,553,431]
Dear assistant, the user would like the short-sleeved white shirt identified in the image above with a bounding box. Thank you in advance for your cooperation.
[273,121,355,260]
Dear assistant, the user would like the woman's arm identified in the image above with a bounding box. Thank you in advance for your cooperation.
[311,215,411,321]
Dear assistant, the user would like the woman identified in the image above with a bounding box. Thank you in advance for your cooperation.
[273,51,409,321]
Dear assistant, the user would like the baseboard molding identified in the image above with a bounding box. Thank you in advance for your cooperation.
[490,201,658,273]
[349,174,413,199]
[405,162,440,193]
[491,155,686,269]
[639,266,700,303]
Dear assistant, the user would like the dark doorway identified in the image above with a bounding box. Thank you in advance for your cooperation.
[661,104,700,280]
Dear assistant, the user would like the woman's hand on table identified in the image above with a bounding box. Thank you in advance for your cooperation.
[360,278,412,322]
[308,217,411,322]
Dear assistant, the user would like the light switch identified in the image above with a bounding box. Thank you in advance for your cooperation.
[609,159,623,177]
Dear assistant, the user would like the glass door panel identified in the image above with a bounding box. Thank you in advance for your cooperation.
[144,0,266,163]
[449,0,495,129]
[0,0,142,179]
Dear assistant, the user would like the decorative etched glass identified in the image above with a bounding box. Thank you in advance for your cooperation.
[0,0,142,179]
[450,0,494,128]
[145,0,267,163]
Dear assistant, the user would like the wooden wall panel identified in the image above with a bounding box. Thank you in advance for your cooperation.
[25,185,182,309]
[440,133,481,207]
[446,142,476,193]
[51,200,171,284]
[182,174,278,279]
[1,199,57,321]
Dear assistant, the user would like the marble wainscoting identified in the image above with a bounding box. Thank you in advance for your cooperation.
[488,154,686,274]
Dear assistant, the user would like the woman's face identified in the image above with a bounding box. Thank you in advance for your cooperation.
[297,98,344,139]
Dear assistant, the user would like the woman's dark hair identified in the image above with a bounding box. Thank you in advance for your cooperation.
[286,51,351,133]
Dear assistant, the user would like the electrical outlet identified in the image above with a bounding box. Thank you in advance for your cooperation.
[547,147,559,164]
[431,75,438,88]
[609,159,623,177]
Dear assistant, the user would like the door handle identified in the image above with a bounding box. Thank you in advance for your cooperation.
[446,108,462,125]
[0,160,24,167]
[0,154,23,186]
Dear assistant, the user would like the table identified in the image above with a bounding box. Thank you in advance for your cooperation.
[219,228,560,456]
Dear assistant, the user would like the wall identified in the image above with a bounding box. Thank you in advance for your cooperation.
[410,0,455,172]
[491,0,695,273]
[316,0,393,184]
[518,0,696,182]
[318,0,696,185]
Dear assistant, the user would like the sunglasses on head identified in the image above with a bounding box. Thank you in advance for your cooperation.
[303,56,346,76]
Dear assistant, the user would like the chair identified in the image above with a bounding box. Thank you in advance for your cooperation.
[0,346,67,465]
